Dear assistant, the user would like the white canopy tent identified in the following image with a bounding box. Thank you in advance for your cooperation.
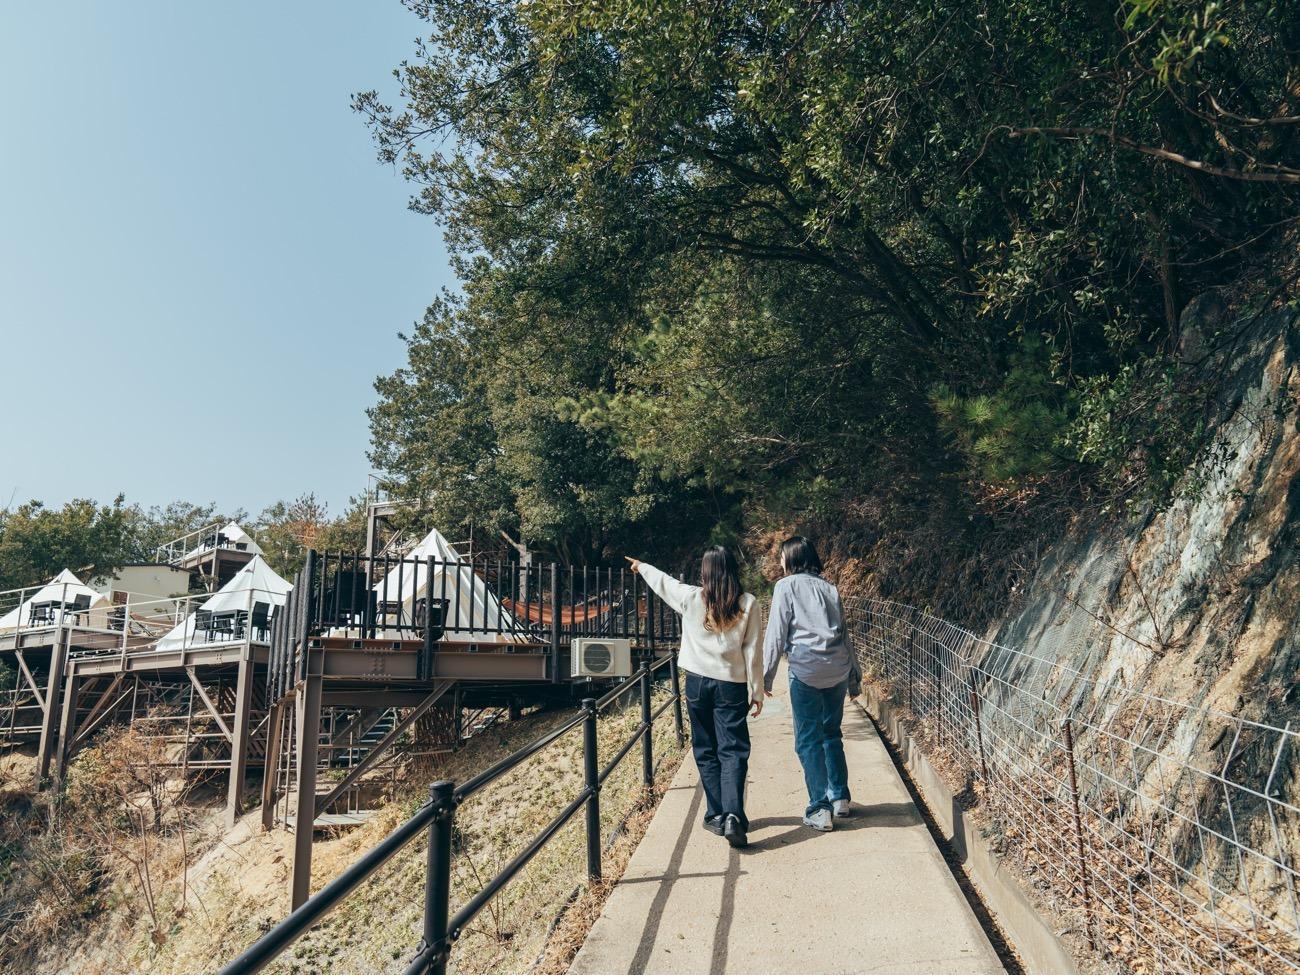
[0,569,110,632]
[372,528,523,643]
[156,556,291,650]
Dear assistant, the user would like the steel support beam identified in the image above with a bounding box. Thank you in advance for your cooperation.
[13,650,46,711]
[225,655,256,828]
[290,661,323,909]
[313,680,453,817]
[261,699,288,832]
[70,677,133,752]
[35,628,70,781]
[186,666,233,742]
[54,673,83,780]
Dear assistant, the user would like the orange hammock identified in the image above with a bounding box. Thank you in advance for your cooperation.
[500,597,621,626]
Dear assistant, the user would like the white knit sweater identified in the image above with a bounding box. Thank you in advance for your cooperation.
[638,563,763,704]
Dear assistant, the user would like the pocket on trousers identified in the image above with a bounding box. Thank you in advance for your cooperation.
[716,679,749,708]
[684,672,704,706]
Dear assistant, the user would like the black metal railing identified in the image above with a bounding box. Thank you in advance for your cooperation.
[218,650,686,975]
[267,551,684,704]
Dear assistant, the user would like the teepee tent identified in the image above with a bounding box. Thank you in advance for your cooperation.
[183,521,263,560]
[156,556,291,650]
[0,569,109,632]
[372,528,522,643]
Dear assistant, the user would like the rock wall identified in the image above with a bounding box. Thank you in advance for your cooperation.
[978,309,1300,933]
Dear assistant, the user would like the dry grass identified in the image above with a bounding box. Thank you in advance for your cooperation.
[8,685,686,975]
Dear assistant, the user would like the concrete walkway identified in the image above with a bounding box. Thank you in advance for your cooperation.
[569,671,1006,975]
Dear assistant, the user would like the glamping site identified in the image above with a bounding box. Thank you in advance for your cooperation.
[3,4,1300,975]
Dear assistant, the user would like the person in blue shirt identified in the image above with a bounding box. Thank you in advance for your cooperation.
[762,536,861,832]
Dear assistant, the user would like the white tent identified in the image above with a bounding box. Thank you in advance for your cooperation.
[156,556,291,650]
[183,521,263,561]
[0,569,109,632]
[371,528,522,643]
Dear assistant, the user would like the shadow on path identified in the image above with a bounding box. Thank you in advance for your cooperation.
[628,786,704,975]
[745,802,922,852]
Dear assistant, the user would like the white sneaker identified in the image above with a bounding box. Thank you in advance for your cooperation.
[833,799,852,819]
[803,808,833,832]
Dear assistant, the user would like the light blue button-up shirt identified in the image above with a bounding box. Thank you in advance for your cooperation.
[762,573,860,693]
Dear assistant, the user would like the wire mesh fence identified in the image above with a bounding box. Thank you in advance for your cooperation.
[844,597,1300,975]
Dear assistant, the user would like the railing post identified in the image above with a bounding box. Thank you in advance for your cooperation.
[1061,718,1097,950]
[668,651,685,750]
[298,551,317,683]
[969,675,989,782]
[421,556,435,682]
[906,631,914,710]
[640,652,653,793]
[421,780,456,975]
[549,565,561,684]
[582,698,601,882]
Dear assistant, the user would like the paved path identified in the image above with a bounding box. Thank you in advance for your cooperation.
[569,670,1006,975]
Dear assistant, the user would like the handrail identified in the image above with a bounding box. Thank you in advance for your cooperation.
[218,649,686,975]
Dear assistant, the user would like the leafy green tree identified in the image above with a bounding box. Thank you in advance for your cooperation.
[0,498,137,590]
[357,0,1300,572]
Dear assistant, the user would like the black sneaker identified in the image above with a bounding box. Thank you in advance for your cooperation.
[722,813,748,848]
[703,815,725,837]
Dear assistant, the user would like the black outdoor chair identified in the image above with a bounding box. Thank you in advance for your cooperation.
[66,593,91,623]
[325,569,372,628]
[211,612,236,640]
[193,609,214,642]
[251,601,271,641]
[27,602,56,626]
[413,597,448,641]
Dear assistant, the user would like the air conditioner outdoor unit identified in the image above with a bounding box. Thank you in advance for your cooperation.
[571,637,633,679]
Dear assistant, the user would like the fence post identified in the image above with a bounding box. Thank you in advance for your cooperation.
[640,652,654,793]
[422,780,455,975]
[1061,718,1097,950]
[906,631,914,710]
[298,551,316,683]
[583,697,602,881]
[969,676,989,782]
[668,651,685,750]
[421,556,435,682]
[549,566,561,684]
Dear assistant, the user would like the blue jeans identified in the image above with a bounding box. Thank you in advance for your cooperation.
[789,676,850,816]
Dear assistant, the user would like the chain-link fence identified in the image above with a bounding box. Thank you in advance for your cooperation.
[845,597,1300,975]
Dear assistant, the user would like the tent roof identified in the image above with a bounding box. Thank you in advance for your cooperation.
[219,522,262,555]
[0,569,107,631]
[155,555,292,649]
[203,555,291,613]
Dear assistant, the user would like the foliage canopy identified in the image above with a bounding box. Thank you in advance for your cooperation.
[359,0,1300,564]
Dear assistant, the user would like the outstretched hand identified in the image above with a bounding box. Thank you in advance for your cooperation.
[623,555,642,574]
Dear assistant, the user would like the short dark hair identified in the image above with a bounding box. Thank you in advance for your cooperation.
[779,535,823,575]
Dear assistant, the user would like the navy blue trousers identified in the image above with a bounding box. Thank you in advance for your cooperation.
[684,672,751,830]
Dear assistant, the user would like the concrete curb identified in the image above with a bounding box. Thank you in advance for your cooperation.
[861,687,1082,975]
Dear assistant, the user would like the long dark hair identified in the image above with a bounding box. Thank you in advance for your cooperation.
[779,535,823,575]
[700,546,743,632]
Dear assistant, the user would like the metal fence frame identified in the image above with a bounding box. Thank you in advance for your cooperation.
[219,650,686,975]
[846,597,1300,975]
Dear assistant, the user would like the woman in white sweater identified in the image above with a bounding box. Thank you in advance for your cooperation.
[626,547,763,848]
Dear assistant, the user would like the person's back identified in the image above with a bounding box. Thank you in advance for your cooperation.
[762,535,860,832]
[764,572,855,692]
[636,565,762,703]
[627,548,762,848]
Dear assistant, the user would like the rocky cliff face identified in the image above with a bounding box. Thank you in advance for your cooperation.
[991,310,1300,727]
[977,309,1300,943]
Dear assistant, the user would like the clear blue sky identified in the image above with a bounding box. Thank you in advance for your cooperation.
[0,3,450,518]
